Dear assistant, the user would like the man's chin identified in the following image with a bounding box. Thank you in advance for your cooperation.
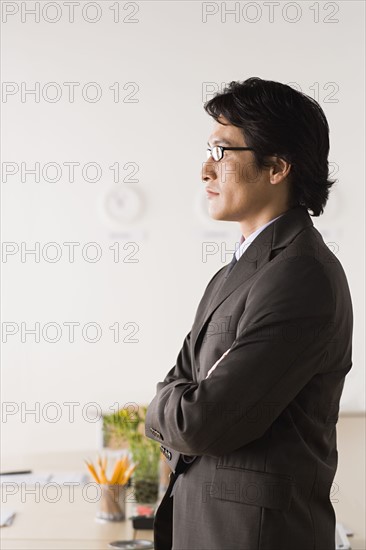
[208,209,229,221]
[208,213,223,221]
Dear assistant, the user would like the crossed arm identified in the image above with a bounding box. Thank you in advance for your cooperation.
[145,258,334,457]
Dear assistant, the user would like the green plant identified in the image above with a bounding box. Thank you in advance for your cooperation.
[102,404,161,502]
[103,405,142,445]
[129,431,161,481]
[129,430,161,503]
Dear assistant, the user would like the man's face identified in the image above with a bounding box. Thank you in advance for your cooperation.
[202,115,273,222]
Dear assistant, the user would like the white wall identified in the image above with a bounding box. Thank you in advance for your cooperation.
[1,1,365,457]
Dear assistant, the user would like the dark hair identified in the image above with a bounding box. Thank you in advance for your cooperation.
[203,77,336,216]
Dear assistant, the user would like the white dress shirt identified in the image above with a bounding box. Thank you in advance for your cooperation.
[234,213,285,261]
[204,213,286,383]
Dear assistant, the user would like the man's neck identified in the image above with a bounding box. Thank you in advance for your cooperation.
[239,206,292,240]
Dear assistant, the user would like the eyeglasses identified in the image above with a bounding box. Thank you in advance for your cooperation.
[206,145,255,162]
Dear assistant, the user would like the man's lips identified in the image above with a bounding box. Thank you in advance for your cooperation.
[205,187,219,197]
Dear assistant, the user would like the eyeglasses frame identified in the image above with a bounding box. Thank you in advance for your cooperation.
[206,145,255,162]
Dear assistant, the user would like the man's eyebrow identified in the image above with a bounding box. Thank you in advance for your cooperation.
[207,138,234,146]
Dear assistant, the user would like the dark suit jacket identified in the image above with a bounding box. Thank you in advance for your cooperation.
[145,205,353,550]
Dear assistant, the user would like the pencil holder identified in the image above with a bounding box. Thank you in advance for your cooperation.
[96,484,127,522]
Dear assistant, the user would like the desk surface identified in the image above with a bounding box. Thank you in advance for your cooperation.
[1,414,365,549]
[1,487,153,550]
[1,450,154,550]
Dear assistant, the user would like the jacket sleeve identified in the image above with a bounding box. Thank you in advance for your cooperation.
[144,266,227,468]
[145,257,335,457]
[154,266,227,394]
[156,330,193,394]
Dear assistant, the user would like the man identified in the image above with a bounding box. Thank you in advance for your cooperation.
[145,77,353,550]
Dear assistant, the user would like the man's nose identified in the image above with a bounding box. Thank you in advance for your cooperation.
[201,158,217,183]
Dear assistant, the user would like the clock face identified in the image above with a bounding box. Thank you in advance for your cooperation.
[103,185,144,225]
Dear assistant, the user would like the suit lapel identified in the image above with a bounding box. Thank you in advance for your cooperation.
[191,205,313,357]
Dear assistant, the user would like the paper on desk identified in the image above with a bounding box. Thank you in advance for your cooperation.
[0,509,16,527]
[0,472,88,486]
[0,473,52,485]
[50,472,88,484]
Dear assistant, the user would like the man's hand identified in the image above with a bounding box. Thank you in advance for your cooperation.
[205,348,231,379]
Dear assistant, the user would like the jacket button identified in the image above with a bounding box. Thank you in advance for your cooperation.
[167,451,172,460]
[150,427,163,440]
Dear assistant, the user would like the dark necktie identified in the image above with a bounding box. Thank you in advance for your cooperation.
[226,235,245,278]
[225,251,238,278]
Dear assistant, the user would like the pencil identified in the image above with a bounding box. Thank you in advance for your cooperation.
[118,463,136,485]
[97,455,108,484]
[84,460,100,483]
[110,459,124,484]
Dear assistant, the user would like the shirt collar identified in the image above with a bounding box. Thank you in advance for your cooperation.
[235,213,285,261]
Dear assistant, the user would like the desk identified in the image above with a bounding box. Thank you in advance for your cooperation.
[1,414,365,549]
[332,414,366,549]
[0,450,154,550]
[1,487,154,550]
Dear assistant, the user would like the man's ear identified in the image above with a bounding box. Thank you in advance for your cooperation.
[269,156,292,185]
